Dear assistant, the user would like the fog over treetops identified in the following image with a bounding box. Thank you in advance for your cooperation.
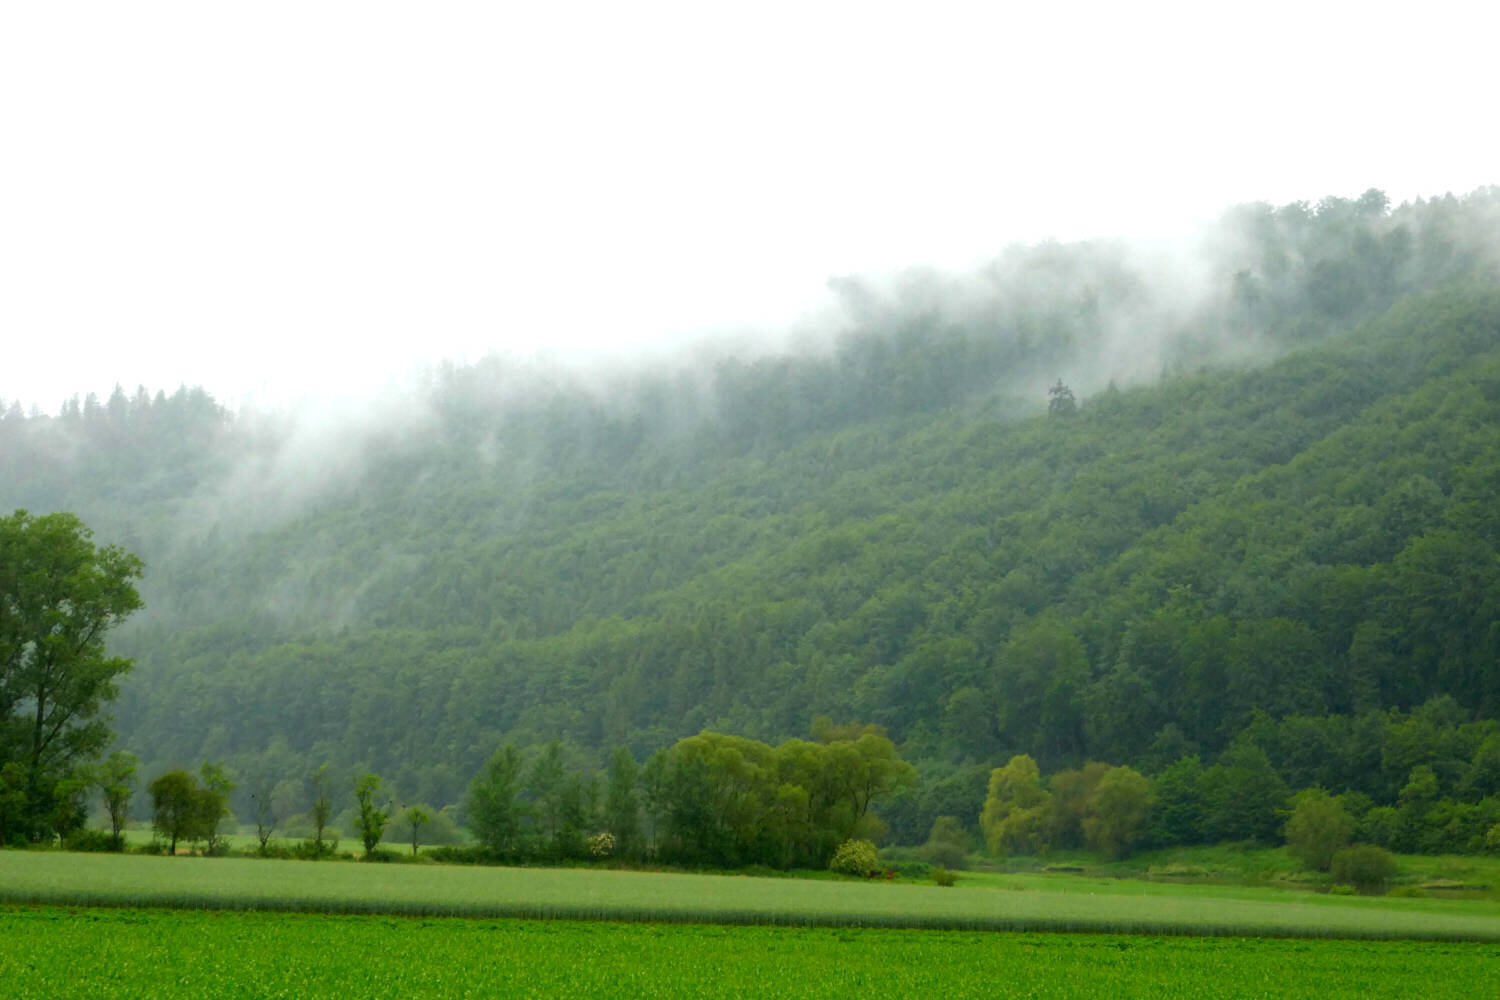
[3,187,1500,834]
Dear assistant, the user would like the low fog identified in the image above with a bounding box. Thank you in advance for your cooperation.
[4,185,1500,638]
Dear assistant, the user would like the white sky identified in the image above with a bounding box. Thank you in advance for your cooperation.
[2,1,1497,413]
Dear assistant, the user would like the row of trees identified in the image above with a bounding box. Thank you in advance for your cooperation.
[58,282,1500,818]
[79,724,912,869]
[978,743,1500,865]
[109,760,448,859]
[468,725,915,869]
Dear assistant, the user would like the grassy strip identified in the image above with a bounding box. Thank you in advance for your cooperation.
[5,851,1500,941]
[5,905,1499,1000]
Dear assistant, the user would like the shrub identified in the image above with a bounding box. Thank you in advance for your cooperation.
[295,836,341,861]
[63,829,120,853]
[931,867,958,887]
[828,839,879,877]
[920,816,970,870]
[589,832,615,859]
[201,836,232,858]
[886,860,933,879]
[1358,806,1400,848]
[428,845,488,865]
[1330,844,1397,893]
[1328,883,1356,895]
[1283,789,1355,871]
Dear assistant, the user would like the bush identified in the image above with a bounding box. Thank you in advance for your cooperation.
[1330,844,1397,893]
[920,841,967,870]
[63,829,121,853]
[1283,789,1355,871]
[294,837,341,861]
[201,837,232,858]
[428,845,488,865]
[589,832,615,858]
[829,839,879,877]
[931,867,958,887]
[1328,883,1356,895]
[921,816,970,870]
[885,860,933,879]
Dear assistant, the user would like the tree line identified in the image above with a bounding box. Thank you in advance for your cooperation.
[7,189,1500,862]
[466,724,913,868]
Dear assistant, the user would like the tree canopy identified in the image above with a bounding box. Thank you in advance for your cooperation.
[4,188,1500,854]
[0,510,141,842]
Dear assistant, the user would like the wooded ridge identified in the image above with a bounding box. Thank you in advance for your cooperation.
[3,188,1499,849]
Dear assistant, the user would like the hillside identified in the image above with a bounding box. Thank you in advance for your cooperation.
[3,188,1500,841]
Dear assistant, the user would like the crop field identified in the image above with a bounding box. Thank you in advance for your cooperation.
[5,851,1500,941]
[4,905,1496,999]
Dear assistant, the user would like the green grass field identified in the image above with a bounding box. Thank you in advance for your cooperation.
[4,905,1496,1000]
[5,850,1500,941]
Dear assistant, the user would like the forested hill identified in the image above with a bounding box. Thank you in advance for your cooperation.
[3,188,1500,837]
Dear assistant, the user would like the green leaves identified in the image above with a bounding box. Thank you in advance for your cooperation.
[0,509,142,842]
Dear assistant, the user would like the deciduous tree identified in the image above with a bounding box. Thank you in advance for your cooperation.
[149,769,199,855]
[0,511,142,840]
[353,772,389,858]
[1283,788,1355,871]
[468,744,527,857]
[1082,765,1150,859]
[96,750,137,849]
[980,754,1052,855]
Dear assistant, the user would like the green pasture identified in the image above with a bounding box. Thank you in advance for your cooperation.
[5,851,1500,940]
[4,905,1496,1000]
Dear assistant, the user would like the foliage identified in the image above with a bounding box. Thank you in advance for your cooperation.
[1082,765,1150,859]
[392,804,432,856]
[828,838,879,877]
[308,764,335,858]
[589,831,615,858]
[920,815,970,870]
[248,776,298,854]
[1330,844,1399,893]
[1047,380,1077,417]
[980,755,1051,855]
[466,744,527,858]
[148,770,201,854]
[1284,789,1356,871]
[6,191,1500,852]
[930,866,958,887]
[648,729,913,869]
[95,750,136,849]
[61,828,120,853]
[353,773,389,858]
[603,747,641,860]
[0,510,141,842]
[196,761,234,855]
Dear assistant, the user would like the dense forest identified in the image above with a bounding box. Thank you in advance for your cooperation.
[3,187,1500,853]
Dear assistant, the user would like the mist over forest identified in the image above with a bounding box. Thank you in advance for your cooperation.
[5,186,1500,847]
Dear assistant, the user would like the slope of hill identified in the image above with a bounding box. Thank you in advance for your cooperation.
[3,189,1499,836]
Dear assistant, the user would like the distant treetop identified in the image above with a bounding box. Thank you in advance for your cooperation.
[1048,380,1077,416]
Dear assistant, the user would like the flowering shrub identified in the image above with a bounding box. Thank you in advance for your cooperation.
[828,839,879,877]
[589,832,615,858]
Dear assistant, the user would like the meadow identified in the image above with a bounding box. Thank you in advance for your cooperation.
[4,904,1497,1000]
[5,851,1500,941]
